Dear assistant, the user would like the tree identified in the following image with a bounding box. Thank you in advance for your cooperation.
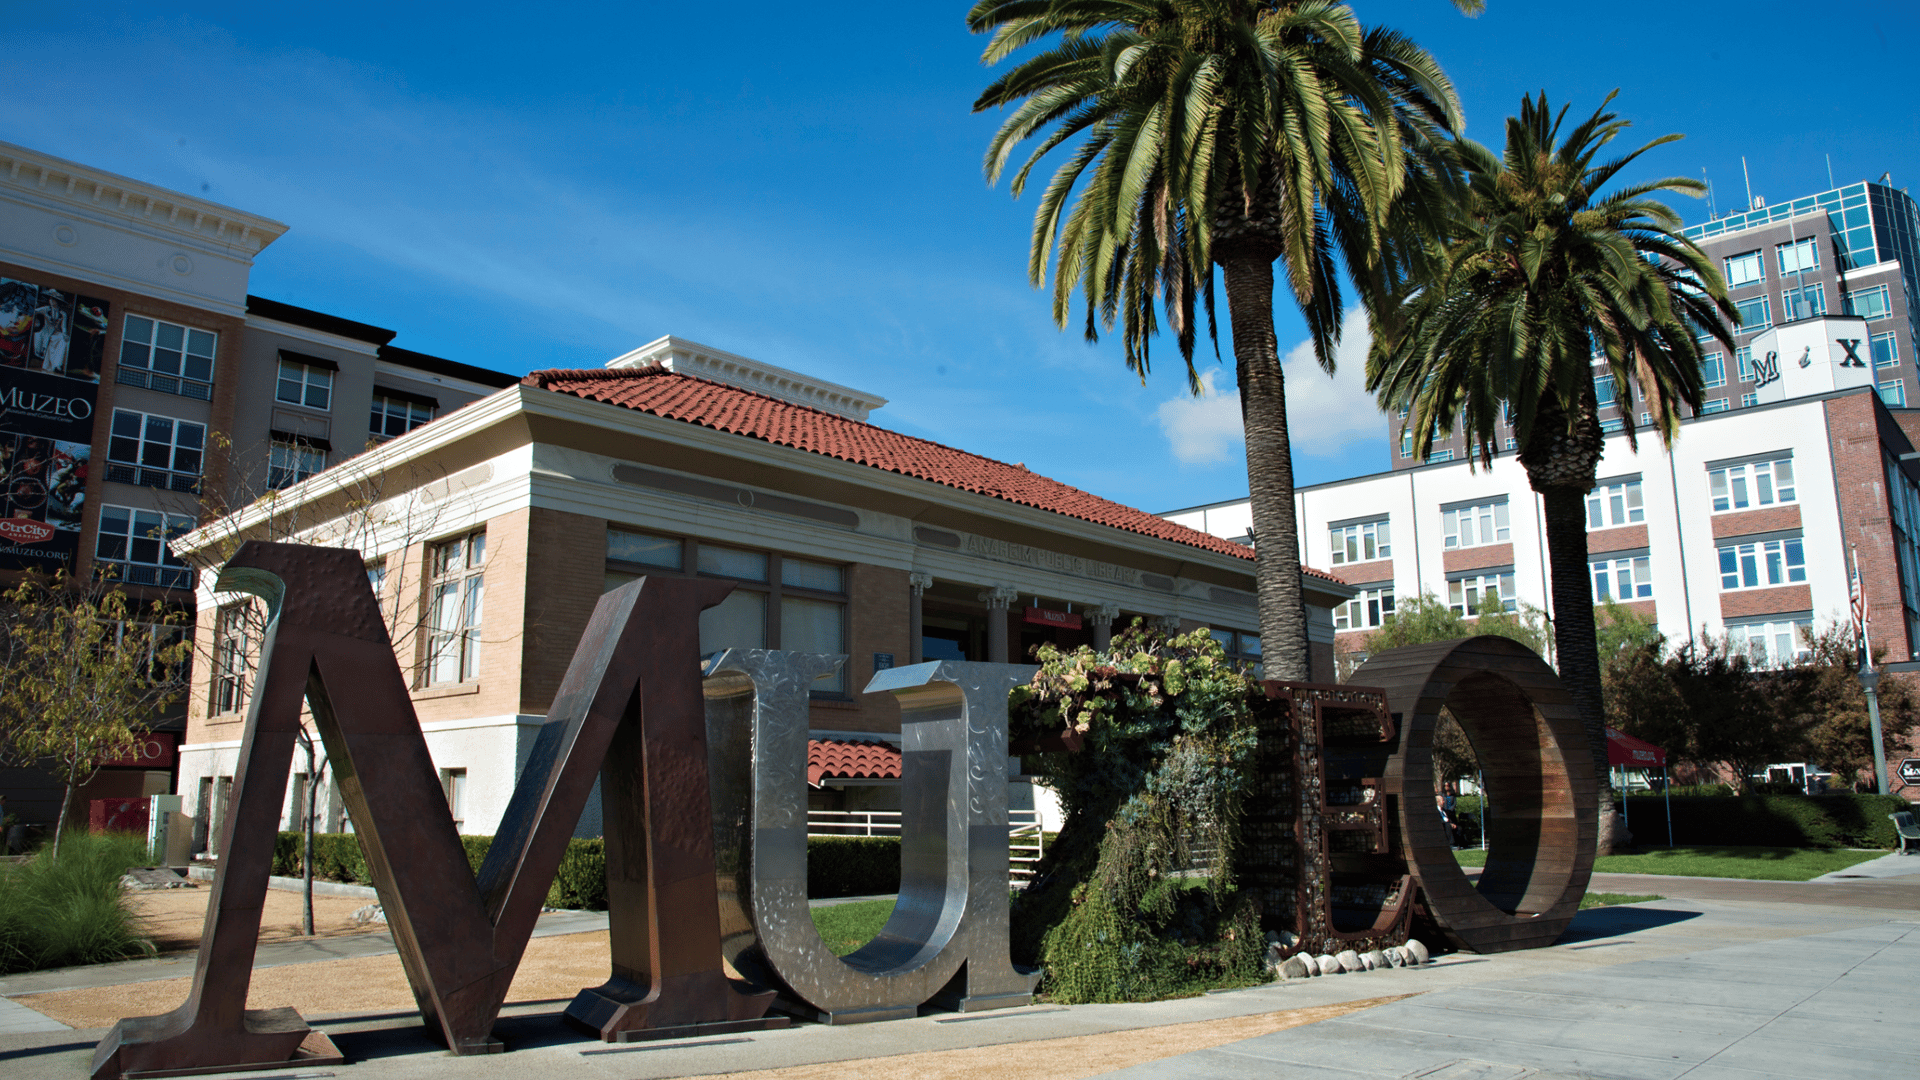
[971,0,1467,679]
[1796,627,1917,791]
[0,575,191,859]
[1367,92,1738,846]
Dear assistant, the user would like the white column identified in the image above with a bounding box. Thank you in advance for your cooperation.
[979,586,1019,663]
[1088,603,1121,653]
[909,572,933,664]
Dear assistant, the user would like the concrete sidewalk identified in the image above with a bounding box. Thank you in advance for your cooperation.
[1,882,1914,1079]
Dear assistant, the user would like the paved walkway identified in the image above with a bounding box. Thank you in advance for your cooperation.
[1,877,1914,1079]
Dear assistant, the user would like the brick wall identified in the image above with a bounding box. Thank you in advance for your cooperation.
[520,507,609,714]
[1588,524,1649,554]
[1442,542,1515,574]
[1719,585,1813,620]
[1710,504,1803,540]
[1825,394,1912,660]
[822,563,911,735]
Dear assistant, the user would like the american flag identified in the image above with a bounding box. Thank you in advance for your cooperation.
[1850,545,1872,656]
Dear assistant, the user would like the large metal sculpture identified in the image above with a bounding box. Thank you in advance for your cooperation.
[93,543,788,1079]
[706,651,1039,1022]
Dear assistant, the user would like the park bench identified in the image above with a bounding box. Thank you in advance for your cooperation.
[1892,811,1920,855]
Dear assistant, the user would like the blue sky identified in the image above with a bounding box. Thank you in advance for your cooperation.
[7,3,1915,515]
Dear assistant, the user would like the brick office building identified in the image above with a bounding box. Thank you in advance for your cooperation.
[176,336,1354,838]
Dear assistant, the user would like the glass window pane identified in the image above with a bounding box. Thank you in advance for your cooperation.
[781,596,845,691]
[781,557,843,593]
[608,529,683,569]
[699,590,766,654]
[698,545,767,581]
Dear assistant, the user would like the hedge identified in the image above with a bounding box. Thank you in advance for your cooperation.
[272,832,901,909]
[1620,793,1912,849]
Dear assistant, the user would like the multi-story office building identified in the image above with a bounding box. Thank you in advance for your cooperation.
[1404,179,1920,466]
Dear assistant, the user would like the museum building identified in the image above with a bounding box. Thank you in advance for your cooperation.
[176,336,1354,839]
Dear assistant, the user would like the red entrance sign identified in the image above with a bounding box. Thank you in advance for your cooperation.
[102,732,178,769]
[1023,606,1082,630]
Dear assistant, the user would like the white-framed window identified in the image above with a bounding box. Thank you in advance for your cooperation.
[1725,250,1765,288]
[1504,437,1518,451]
[371,392,436,441]
[1734,295,1771,332]
[118,315,215,400]
[276,357,334,411]
[268,437,326,489]
[1872,332,1899,369]
[1741,392,1759,407]
[1700,398,1731,414]
[1777,237,1819,275]
[1848,284,1892,321]
[1736,345,1754,381]
[1429,448,1455,463]
[95,505,194,589]
[1701,352,1726,388]
[1591,554,1653,601]
[426,531,486,686]
[1448,571,1516,617]
[1330,519,1391,565]
[440,768,467,829]
[1334,585,1395,631]
[1880,380,1907,407]
[1600,417,1626,434]
[106,409,204,492]
[1717,536,1807,590]
[1781,281,1826,321]
[1400,430,1413,458]
[1587,479,1645,528]
[1710,457,1795,512]
[1441,499,1510,549]
[1726,617,1812,667]
[604,528,850,693]
[211,603,249,715]
[1594,374,1617,405]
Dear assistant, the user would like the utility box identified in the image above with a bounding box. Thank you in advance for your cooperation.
[147,794,184,866]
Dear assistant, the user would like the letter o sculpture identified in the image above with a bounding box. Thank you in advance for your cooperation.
[1350,636,1597,953]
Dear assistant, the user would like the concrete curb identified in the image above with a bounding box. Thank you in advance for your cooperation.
[185,865,379,900]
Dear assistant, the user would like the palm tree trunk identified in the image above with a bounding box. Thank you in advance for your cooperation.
[1537,483,1619,853]
[1222,254,1309,681]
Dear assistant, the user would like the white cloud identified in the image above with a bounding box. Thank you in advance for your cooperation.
[1155,307,1386,465]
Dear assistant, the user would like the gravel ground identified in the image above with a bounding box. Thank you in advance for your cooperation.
[128,882,377,952]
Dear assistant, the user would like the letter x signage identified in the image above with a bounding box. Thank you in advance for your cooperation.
[1838,338,1867,368]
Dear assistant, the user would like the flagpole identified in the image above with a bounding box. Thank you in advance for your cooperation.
[1852,545,1890,795]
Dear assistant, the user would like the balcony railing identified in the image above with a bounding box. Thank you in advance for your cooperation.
[104,460,201,494]
[117,366,212,402]
[806,809,1047,882]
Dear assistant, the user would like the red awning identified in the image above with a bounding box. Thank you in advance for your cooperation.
[1606,727,1667,768]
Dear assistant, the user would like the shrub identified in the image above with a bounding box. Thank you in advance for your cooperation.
[546,839,606,910]
[0,832,155,973]
[1621,793,1912,848]
[807,837,900,898]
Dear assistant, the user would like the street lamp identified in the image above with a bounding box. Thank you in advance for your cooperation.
[1856,660,1890,795]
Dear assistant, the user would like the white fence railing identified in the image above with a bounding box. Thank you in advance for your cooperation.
[807,809,1047,882]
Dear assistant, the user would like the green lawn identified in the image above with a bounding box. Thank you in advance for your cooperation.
[1449,845,1884,881]
[1579,892,1662,909]
[810,898,894,956]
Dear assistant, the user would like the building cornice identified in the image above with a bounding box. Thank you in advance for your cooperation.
[244,315,382,357]
[0,141,288,257]
[606,336,887,421]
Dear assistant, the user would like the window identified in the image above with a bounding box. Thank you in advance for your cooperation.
[441,768,467,829]
[1587,479,1645,528]
[1504,437,1517,451]
[1872,332,1899,369]
[106,409,204,492]
[370,392,437,441]
[1741,392,1759,407]
[1717,536,1806,590]
[1780,281,1826,321]
[1777,237,1819,275]
[1849,284,1892,320]
[1880,380,1907,407]
[1428,448,1455,463]
[1736,346,1754,381]
[1600,417,1626,434]
[1710,457,1795,511]
[118,315,215,400]
[1334,585,1395,631]
[1591,554,1653,601]
[1448,571,1516,617]
[604,529,849,692]
[276,358,334,410]
[1594,374,1616,405]
[1733,295,1771,332]
[1700,398,1730,414]
[211,603,249,714]
[95,505,194,589]
[426,531,485,685]
[1725,617,1812,667]
[1330,520,1391,565]
[367,560,387,599]
[1701,352,1726,388]
[1441,499,1509,549]
[1400,431,1413,459]
[268,437,326,489]
[1724,250,1765,288]
[1207,629,1263,674]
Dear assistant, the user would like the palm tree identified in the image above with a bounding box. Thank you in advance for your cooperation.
[970,0,1465,680]
[1367,91,1738,845]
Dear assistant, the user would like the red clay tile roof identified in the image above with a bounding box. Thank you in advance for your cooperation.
[522,366,1257,560]
[808,738,901,786]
